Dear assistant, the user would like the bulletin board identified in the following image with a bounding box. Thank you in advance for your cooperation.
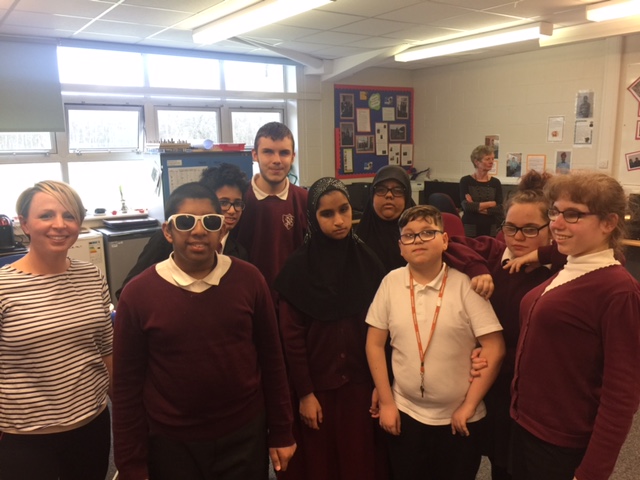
[334,84,414,179]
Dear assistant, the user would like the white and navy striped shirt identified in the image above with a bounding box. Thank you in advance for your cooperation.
[0,259,113,432]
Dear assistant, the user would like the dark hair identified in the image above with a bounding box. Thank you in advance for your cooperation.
[200,163,249,195]
[545,172,627,257]
[164,182,221,219]
[504,170,553,221]
[398,205,443,231]
[253,121,295,152]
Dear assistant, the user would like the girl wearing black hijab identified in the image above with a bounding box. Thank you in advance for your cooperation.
[275,177,387,480]
[355,165,415,272]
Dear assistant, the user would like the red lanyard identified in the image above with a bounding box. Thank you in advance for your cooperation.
[409,264,448,398]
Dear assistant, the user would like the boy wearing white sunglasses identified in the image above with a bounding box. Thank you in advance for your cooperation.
[112,182,296,480]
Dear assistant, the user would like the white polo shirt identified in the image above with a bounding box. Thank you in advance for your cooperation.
[366,263,502,426]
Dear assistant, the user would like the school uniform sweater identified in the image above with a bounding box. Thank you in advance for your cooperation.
[113,259,293,480]
[233,180,308,290]
[512,260,640,480]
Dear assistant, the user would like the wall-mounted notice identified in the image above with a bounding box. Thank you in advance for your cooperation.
[334,84,414,178]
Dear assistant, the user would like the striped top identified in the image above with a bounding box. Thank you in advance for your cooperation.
[0,259,113,432]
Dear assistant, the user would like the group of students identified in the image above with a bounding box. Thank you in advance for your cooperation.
[0,120,639,480]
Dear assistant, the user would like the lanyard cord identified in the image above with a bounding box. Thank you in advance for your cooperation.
[409,264,449,397]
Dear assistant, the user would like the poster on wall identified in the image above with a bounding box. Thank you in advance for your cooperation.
[334,84,414,178]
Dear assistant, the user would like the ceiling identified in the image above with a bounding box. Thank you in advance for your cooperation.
[0,0,636,81]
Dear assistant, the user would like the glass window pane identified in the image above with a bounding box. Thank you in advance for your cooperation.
[231,111,282,147]
[224,61,284,92]
[57,47,144,87]
[0,133,54,152]
[68,160,156,215]
[0,163,62,218]
[147,55,221,89]
[68,108,141,151]
[156,109,220,145]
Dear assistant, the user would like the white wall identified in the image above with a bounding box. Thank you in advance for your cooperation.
[299,33,640,192]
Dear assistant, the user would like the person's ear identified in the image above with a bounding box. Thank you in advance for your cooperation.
[18,215,29,236]
[600,213,618,235]
[162,222,174,244]
[442,231,449,250]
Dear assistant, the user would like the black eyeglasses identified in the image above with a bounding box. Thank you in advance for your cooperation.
[399,229,442,245]
[167,214,224,232]
[219,199,246,212]
[501,223,549,238]
[548,207,596,224]
[373,185,406,198]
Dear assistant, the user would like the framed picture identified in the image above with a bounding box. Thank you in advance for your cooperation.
[339,93,354,119]
[340,122,354,147]
[355,135,375,153]
[506,153,522,178]
[389,123,407,142]
[555,150,572,175]
[396,95,409,119]
[636,121,640,140]
[526,154,546,173]
[629,76,640,103]
[626,151,640,171]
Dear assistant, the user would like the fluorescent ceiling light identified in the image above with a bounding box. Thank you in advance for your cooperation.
[586,0,640,22]
[395,22,553,62]
[193,0,335,45]
[540,15,640,47]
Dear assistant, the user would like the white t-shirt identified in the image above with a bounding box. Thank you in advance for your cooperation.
[366,263,502,426]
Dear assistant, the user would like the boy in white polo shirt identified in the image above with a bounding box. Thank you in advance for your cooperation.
[366,205,505,480]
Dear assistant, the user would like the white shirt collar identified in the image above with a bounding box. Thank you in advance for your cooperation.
[251,174,289,200]
[403,262,447,290]
[155,253,232,293]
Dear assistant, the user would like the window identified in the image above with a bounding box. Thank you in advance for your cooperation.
[224,61,285,92]
[68,160,156,215]
[0,163,62,217]
[231,110,283,147]
[147,55,221,90]
[58,47,144,87]
[67,105,143,152]
[156,108,221,145]
[0,132,55,153]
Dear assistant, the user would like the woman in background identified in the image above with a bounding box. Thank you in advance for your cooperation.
[356,165,414,272]
[275,177,387,480]
[460,145,504,237]
[510,172,640,480]
[0,180,113,480]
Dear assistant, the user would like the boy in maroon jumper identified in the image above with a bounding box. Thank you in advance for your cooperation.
[233,122,308,293]
[112,182,295,480]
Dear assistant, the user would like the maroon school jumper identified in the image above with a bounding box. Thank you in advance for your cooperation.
[112,259,294,480]
[512,264,640,480]
[234,183,308,290]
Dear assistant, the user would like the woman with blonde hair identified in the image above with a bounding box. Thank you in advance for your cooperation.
[0,180,113,480]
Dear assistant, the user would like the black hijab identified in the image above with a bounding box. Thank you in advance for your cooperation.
[355,165,414,273]
[274,177,385,322]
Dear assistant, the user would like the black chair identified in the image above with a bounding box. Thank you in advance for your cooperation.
[428,193,459,215]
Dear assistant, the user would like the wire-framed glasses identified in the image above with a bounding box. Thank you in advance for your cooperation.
[399,229,442,245]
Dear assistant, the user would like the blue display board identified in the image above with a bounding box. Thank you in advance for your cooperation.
[334,84,414,179]
[160,151,253,207]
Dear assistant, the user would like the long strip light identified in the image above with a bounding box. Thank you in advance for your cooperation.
[193,0,335,45]
[586,0,640,22]
[395,22,553,63]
